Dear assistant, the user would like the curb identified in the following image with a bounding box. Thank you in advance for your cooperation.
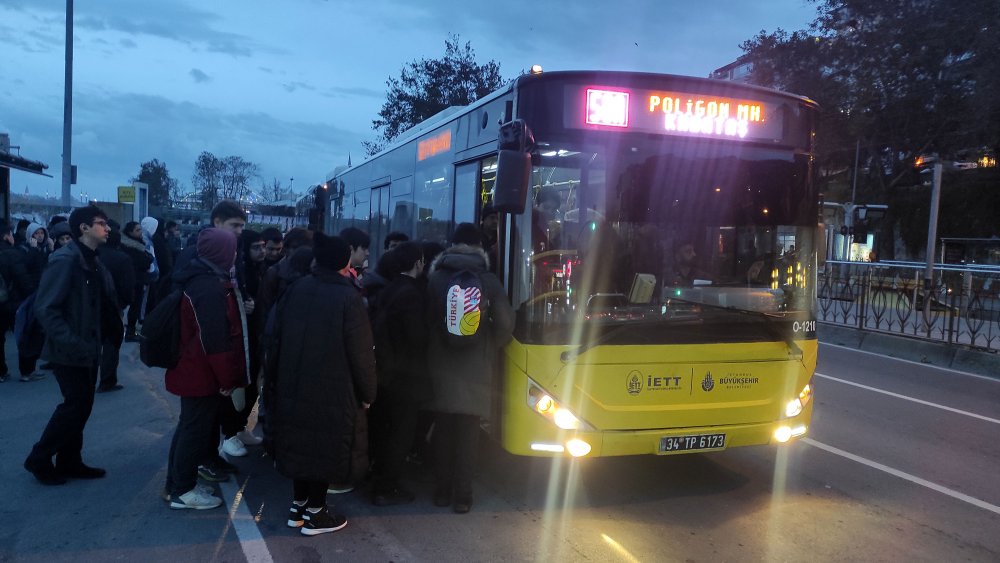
[818,323,1000,380]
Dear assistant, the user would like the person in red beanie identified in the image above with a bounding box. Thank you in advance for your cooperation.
[163,227,248,510]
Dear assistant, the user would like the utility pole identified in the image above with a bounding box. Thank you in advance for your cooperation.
[923,161,943,295]
[61,0,73,208]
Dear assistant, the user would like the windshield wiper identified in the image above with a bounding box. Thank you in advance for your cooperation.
[560,317,701,363]
[666,297,804,360]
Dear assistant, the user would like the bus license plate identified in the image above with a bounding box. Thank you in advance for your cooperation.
[659,433,726,453]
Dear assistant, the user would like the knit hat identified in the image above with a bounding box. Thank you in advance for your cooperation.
[50,221,72,240]
[450,222,482,247]
[312,232,351,271]
[197,228,237,271]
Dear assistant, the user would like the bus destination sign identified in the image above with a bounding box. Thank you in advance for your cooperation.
[575,86,785,143]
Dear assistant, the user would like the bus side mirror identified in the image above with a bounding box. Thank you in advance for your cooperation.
[494,149,532,214]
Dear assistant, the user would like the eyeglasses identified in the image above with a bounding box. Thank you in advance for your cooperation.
[91,220,108,227]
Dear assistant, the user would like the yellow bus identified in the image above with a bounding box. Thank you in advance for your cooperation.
[326,70,817,457]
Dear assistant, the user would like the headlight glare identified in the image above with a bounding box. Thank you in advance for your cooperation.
[527,381,594,431]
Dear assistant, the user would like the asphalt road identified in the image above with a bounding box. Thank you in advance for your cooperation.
[1,339,998,562]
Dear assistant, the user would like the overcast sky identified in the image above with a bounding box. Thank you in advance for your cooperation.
[0,0,817,202]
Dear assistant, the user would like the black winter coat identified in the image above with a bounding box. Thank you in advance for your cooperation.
[373,274,431,402]
[97,245,136,311]
[35,242,122,367]
[0,242,35,314]
[270,267,377,483]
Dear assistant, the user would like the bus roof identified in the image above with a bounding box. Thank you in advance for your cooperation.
[330,69,817,180]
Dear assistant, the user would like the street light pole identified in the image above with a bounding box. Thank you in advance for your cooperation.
[923,161,943,293]
[60,0,74,208]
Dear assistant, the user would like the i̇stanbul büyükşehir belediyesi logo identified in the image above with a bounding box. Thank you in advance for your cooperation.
[701,372,715,392]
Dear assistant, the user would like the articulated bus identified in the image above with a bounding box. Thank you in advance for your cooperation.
[325,70,818,458]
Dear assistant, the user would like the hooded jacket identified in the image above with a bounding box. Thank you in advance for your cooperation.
[425,244,514,418]
[165,257,248,397]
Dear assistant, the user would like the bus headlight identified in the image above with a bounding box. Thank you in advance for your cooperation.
[784,382,813,418]
[527,382,594,431]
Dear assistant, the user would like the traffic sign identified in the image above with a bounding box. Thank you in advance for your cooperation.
[118,185,136,203]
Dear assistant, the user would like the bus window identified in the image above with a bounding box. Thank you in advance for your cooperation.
[414,163,453,244]
[511,142,817,345]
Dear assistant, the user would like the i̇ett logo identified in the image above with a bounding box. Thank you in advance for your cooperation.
[626,370,643,395]
[701,372,715,392]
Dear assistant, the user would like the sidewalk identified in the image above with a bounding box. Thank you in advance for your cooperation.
[818,323,1000,379]
[0,336,246,562]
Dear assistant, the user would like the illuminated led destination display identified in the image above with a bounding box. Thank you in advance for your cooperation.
[570,85,786,143]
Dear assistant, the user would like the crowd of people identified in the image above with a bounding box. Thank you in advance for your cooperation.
[10,199,514,537]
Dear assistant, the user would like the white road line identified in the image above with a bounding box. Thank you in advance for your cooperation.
[803,438,1000,516]
[814,372,1000,425]
[819,342,1000,382]
[219,477,275,563]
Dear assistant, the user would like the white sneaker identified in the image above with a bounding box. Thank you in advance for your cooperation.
[237,429,263,446]
[221,435,248,457]
[170,488,223,510]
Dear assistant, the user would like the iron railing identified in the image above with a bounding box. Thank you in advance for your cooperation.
[818,261,1000,352]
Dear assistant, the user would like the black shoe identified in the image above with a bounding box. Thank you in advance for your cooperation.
[24,459,67,486]
[432,487,451,507]
[301,507,347,536]
[96,384,124,393]
[372,486,415,507]
[197,465,230,482]
[56,462,106,479]
[211,457,239,474]
[287,501,307,528]
[453,495,472,514]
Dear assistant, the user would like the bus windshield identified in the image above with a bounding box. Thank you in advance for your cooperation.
[510,137,817,345]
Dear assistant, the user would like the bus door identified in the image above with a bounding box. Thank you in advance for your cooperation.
[454,162,478,227]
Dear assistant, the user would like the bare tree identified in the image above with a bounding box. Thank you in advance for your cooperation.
[258,176,284,203]
[192,152,260,209]
[219,155,259,203]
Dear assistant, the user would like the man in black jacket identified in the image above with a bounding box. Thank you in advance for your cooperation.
[370,241,428,506]
[96,223,136,392]
[0,221,33,382]
[24,205,122,485]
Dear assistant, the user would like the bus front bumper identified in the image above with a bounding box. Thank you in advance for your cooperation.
[503,408,812,458]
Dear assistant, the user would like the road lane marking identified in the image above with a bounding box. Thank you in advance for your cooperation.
[819,342,1000,383]
[803,438,1000,516]
[220,477,275,563]
[815,372,1000,425]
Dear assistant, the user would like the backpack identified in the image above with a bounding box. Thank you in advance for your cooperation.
[139,289,183,369]
[441,269,486,347]
[14,291,43,355]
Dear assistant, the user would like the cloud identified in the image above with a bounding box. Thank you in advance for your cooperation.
[282,81,316,93]
[6,89,361,201]
[4,0,280,58]
[190,69,211,83]
[119,38,137,49]
[321,85,384,99]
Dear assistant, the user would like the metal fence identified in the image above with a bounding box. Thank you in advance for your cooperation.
[818,260,1000,352]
